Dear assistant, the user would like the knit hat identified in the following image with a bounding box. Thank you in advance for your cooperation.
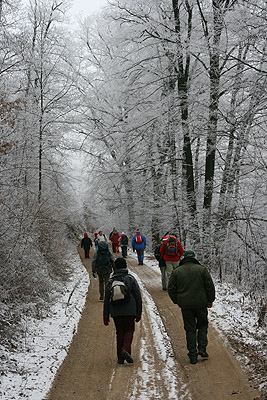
[183,250,195,258]
[84,233,88,237]
[115,258,127,270]
[162,236,168,241]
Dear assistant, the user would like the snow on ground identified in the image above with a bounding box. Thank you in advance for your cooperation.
[1,248,266,399]
[0,246,89,400]
[129,270,190,400]
[143,252,267,392]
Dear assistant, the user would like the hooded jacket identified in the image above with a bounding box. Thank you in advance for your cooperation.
[111,231,120,244]
[160,236,184,262]
[103,268,142,320]
[168,257,215,309]
[92,242,115,276]
[132,231,146,250]
[81,234,92,250]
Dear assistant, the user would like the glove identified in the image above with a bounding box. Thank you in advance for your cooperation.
[104,320,109,326]
[207,302,213,308]
[92,272,97,279]
[135,316,141,323]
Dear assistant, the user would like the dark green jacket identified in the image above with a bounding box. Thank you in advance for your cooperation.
[168,258,215,309]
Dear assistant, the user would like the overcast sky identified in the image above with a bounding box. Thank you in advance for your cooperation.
[70,0,108,16]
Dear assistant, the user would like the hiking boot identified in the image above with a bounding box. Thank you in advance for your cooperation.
[118,359,124,365]
[190,358,198,364]
[121,350,133,364]
[99,295,104,301]
[198,351,209,358]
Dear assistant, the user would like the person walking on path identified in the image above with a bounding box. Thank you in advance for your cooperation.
[94,231,98,250]
[154,236,168,290]
[103,258,142,364]
[119,232,129,258]
[109,228,116,252]
[97,231,107,243]
[132,229,146,265]
[92,241,115,301]
[168,250,215,365]
[81,233,93,259]
[160,233,184,278]
[111,229,120,253]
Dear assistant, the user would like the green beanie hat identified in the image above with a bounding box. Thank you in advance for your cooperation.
[183,250,195,258]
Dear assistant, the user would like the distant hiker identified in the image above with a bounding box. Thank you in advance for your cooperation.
[154,236,168,290]
[92,242,115,301]
[81,233,93,259]
[94,232,98,250]
[160,233,184,278]
[111,229,120,253]
[109,227,116,252]
[120,232,129,258]
[103,258,142,364]
[97,231,107,243]
[132,229,146,265]
[168,250,215,364]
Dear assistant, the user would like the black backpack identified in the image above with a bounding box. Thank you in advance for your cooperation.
[121,235,128,246]
[110,277,131,304]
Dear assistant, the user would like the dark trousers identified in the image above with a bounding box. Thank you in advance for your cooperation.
[121,245,127,258]
[136,249,144,264]
[112,243,116,252]
[98,273,110,298]
[113,316,135,361]
[84,249,90,258]
[181,308,208,359]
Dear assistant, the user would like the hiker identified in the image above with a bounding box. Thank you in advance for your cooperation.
[132,229,146,265]
[119,232,129,258]
[81,233,93,259]
[94,231,98,250]
[154,236,168,290]
[109,227,116,252]
[111,229,120,253]
[103,258,142,364]
[168,250,215,364]
[97,230,107,243]
[92,241,115,301]
[160,233,184,278]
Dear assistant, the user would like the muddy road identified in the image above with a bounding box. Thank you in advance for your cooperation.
[46,247,260,400]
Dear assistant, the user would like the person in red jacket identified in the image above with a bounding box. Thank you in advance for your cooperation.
[160,233,184,279]
[111,229,120,253]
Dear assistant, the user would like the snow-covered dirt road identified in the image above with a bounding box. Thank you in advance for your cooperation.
[46,246,260,400]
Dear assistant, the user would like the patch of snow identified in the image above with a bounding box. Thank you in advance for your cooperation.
[130,268,190,400]
[0,247,89,400]
[143,251,267,392]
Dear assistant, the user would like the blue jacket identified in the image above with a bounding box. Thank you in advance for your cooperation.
[132,233,146,250]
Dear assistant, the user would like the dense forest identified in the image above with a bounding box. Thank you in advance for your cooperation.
[0,0,266,348]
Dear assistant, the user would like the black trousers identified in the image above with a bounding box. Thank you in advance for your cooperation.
[181,308,208,359]
[113,316,135,361]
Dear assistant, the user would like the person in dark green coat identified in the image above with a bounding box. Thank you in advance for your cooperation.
[168,250,215,364]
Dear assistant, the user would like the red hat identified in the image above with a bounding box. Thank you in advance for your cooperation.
[84,233,88,237]
[162,236,168,241]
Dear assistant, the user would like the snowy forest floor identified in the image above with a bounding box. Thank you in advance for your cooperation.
[1,244,266,400]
